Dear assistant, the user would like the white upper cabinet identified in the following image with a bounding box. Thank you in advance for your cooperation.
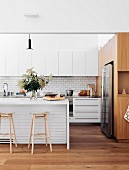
[0,49,98,77]
[0,51,6,76]
[59,51,73,76]
[45,51,58,76]
[73,51,85,76]
[31,50,45,75]
[86,50,98,76]
[18,50,32,76]
[5,50,19,76]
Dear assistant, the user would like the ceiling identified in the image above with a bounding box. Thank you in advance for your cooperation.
[0,0,129,33]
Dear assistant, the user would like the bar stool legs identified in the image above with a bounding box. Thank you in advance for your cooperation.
[28,112,52,154]
[44,115,52,152]
[0,113,17,153]
[31,114,35,155]
[11,115,17,148]
[28,117,33,149]
[9,116,12,153]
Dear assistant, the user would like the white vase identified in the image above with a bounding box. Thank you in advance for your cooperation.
[30,90,37,100]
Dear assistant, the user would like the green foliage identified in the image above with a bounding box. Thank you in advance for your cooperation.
[18,68,52,92]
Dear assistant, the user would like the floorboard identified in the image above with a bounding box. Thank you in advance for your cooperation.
[0,124,129,170]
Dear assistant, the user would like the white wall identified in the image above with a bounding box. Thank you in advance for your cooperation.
[0,76,96,94]
[0,34,98,51]
[98,34,115,49]
[31,34,98,51]
[0,0,129,32]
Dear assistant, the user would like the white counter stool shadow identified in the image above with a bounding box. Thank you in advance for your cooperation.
[28,112,52,154]
[0,113,17,153]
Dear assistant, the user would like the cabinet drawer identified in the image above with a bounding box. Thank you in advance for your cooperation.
[74,112,100,118]
[75,99,98,106]
[73,118,100,123]
[75,105,98,112]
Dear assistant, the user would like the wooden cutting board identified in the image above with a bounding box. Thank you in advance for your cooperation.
[43,96,65,101]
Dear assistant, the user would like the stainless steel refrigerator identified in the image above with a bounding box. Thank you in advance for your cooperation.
[101,63,114,138]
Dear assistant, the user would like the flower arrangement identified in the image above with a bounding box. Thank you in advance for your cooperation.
[18,68,52,93]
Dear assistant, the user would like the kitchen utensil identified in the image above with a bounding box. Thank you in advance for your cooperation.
[66,90,73,96]
[43,96,65,101]
[87,84,95,96]
[3,83,8,96]
[8,92,14,96]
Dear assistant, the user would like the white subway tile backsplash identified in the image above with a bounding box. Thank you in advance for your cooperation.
[0,76,96,94]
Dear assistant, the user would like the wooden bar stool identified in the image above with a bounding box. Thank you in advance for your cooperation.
[28,112,52,154]
[0,113,17,153]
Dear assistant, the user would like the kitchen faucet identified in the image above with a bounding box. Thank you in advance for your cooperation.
[3,83,8,96]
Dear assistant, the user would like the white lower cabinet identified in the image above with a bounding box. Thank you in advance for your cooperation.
[0,99,69,148]
[70,98,101,123]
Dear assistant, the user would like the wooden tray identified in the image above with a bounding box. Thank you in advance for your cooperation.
[43,96,65,101]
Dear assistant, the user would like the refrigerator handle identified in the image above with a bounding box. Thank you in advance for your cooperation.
[101,70,104,101]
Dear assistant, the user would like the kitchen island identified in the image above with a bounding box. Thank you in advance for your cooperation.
[0,98,69,149]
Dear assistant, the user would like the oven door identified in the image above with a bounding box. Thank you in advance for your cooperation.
[66,97,73,117]
[69,101,73,117]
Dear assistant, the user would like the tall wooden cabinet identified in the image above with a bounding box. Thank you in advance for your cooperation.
[97,33,129,142]
[117,33,129,141]
[117,33,129,71]
[96,35,117,96]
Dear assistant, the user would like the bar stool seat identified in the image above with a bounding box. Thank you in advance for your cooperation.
[28,112,52,154]
[0,113,17,153]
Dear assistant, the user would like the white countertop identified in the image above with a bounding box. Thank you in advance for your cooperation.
[66,95,101,98]
[0,98,69,105]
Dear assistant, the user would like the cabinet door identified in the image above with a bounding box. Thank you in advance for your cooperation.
[59,51,72,76]
[46,51,58,76]
[117,33,129,71]
[73,51,85,76]
[6,50,19,76]
[18,50,31,76]
[31,50,45,75]
[86,50,98,76]
[0,51,6,76]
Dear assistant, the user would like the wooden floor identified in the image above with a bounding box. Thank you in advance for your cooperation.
[0,124,129,170]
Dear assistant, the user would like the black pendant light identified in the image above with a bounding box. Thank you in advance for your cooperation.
[27,34,33,50]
